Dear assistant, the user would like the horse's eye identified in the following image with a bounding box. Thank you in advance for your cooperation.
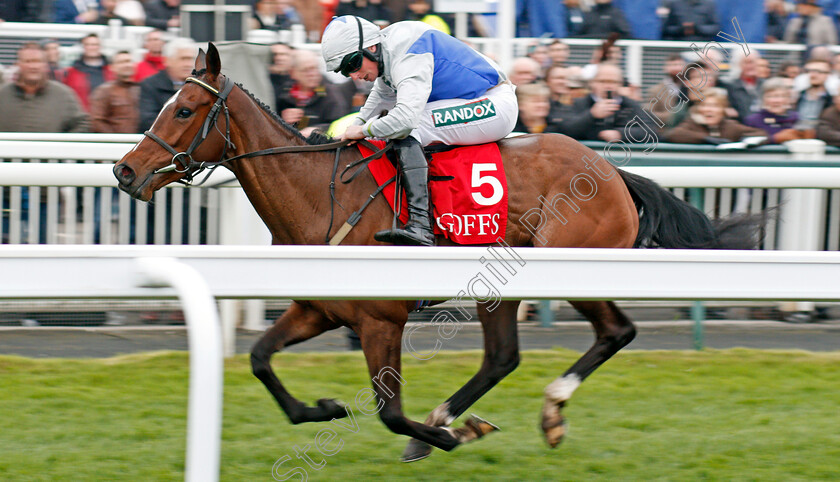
[176,108,192,119]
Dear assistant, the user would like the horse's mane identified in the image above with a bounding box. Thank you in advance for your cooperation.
[229,77,338,146]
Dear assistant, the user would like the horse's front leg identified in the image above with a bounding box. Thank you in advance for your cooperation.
[250,301,347,423]
[359,317,498,453]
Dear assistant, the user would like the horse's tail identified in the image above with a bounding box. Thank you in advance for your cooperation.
[617,168,767,249]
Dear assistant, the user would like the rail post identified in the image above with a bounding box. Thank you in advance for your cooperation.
[779,139,826,318]
[689,187,706,349]
[135,257,223,482]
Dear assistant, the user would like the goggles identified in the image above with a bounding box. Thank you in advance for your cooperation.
[336,50,364,77]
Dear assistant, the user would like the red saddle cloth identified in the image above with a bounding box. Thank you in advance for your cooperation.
[360,140,508,245]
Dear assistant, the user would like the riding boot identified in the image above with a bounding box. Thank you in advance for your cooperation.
[374,136,435,246]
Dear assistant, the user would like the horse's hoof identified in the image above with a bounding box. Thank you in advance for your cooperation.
[540,399,568,448]
[541,416,568,448]
[466,413,500,437]
[316,398,348,419]
[401,438,433,463]
[451,414,500,444]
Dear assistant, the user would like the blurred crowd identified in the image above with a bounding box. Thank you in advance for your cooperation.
[1,0,840,149]
[6,0,840,41]
[510,38,840,149]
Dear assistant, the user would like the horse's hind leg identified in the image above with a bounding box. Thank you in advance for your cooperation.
[359,316,498,454]
[402,300,520,462]
[250,301,347,424]
[542,300,636,447]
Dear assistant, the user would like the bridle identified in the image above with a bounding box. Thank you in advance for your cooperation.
[142,74,375,186]
[137,72,398,245]
[144,75,237,184]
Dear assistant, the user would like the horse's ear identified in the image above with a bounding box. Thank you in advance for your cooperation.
[194,48,207,73]
[206,42,221,79]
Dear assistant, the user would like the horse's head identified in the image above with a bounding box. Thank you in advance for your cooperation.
[114,43,235,201]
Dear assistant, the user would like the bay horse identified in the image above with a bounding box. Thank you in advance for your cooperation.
[114,44,761,462]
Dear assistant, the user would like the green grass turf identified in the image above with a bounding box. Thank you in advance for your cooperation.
[1,349,839,481]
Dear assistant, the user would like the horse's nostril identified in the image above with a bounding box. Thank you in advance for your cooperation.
[114,163,136,184]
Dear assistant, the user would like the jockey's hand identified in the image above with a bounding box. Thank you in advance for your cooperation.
[341,124,366,141]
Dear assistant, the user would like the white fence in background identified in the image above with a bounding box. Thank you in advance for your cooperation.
[4,244,840,480]
[0,134,838,326]
[1,135,836,251]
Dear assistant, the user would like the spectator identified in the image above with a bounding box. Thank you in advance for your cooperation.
[833,52,840,78]
[404,0,452,34]
[660,61,726,130]
[557,63,646,142]
[757,58,772,81]
[667,88,765,144]
[547,39,570,67]
[526,41,550,73]
[662,0,719,41]
[580,43,622,80]
[144,0,180,30]
[138,38,198,132]
[268,42,294,98]
[544,64,573,130]
[63,33,114,112]
[816,92,840,147]
[334,0,392,27]
[726,51,763,122]
[581,44,642,101]
[645,53,688,128]
[114,0,146,25]
[795,57,833,130]
[778,60,801,79]
[251,0,301,31]
[793,46,839,95]
[42,39,65,81]
[89,49,138,243]
[276,49,350,134]
[276,0,302,27]
[783,0,837,46]
[565,0,586,37]
[566,65,589,100]
[577,0,631,39]
[745,77,813,143]
[89,50,139,133]
[90,0,130,25]
[546,64,571,107]
[0,42,88,132]
[566,67,588,100]
[133,29,166,82]
[53,0,98,23]
[0,43,89,244]
[765,0,791,43]
[512,82,552,134]
[508,56,541,86]
[0,0,41,22]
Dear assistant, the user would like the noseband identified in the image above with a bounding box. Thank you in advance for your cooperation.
[144,76,236,184]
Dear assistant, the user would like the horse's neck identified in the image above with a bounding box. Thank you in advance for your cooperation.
[227,102,336,245]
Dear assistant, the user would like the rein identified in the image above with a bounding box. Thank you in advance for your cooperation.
[143,75,394,188]
[142,74,398,244]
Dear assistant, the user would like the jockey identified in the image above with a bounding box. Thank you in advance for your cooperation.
[321,15,518,246]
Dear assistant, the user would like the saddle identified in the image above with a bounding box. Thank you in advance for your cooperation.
[361,141,509,245]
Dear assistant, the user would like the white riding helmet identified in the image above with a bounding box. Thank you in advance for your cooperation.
[321,16,382,73]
